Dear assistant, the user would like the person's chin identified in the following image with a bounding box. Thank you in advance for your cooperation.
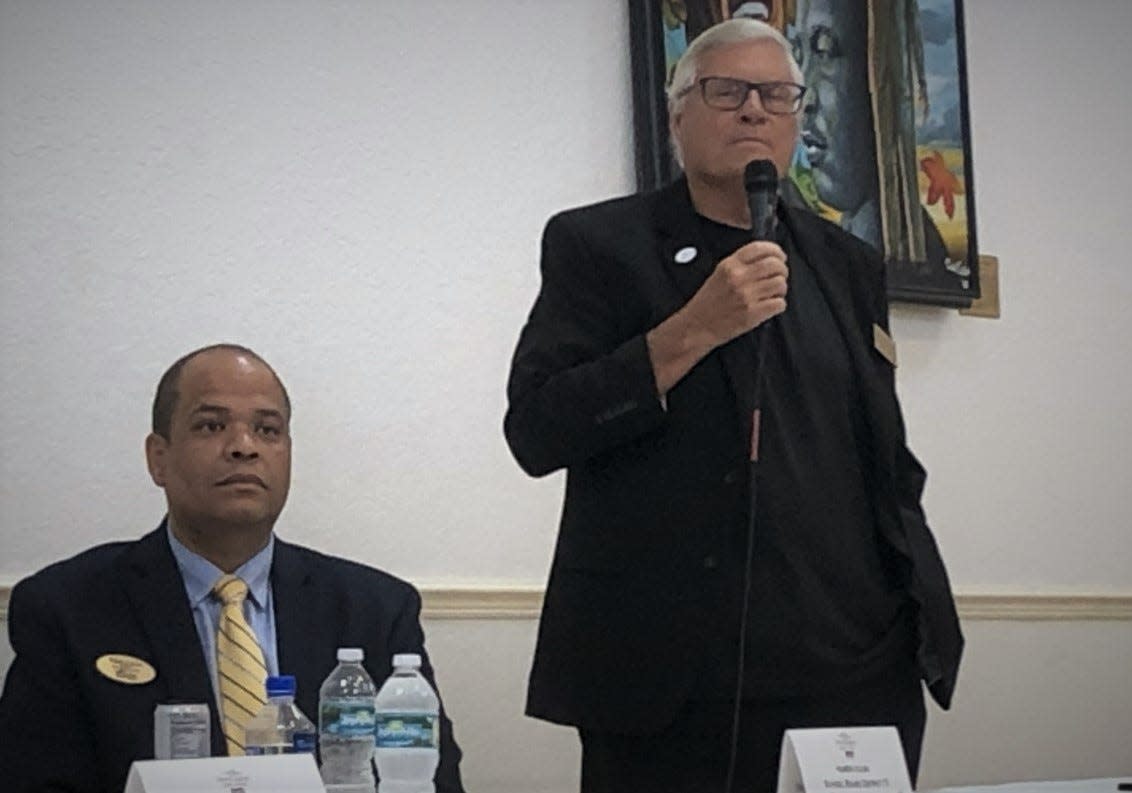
[212,503,274,529]
[702,159,753,182]
[730,142,777,166]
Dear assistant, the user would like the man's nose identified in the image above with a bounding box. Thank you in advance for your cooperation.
[738,88,770,120]
[225,425,260,459]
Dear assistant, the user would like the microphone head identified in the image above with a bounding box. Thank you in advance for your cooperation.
[744,159,779,193]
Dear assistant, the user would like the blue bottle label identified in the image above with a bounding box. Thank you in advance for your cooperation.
[320,699,377,738]
[375,713,438,749]
[245,745,288,755]
[292,731,317,753]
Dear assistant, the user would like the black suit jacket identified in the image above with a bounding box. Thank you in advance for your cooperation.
[504,179,963,733]
[0,525,465,793]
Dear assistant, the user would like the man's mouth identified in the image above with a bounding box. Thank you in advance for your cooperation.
[216,474,266,489]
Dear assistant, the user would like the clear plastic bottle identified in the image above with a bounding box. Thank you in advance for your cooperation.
[245,675,317,755]
[319,647,378,790]
[373,653,439,793]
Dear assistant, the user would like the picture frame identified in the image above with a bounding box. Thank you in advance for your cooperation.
[630,0,980,307]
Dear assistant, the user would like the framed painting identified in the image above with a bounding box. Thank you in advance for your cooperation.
[630,0,980,307]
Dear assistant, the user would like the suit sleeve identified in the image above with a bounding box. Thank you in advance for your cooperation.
[869,255,932,533]
[504,211,667,477]
[386,587,466,793]
[866,245,963,708]
[0,576,99,793]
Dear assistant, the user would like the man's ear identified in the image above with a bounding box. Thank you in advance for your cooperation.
[145,433,168,487]
[669,112,682,146]
[669,111,685,165]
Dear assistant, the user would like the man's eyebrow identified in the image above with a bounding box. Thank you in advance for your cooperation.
[189,404,285,420]
[253,408,286,421]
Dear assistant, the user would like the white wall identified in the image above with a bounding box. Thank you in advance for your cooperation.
[2,0,1131,791]
[894,0,1132,595]
[0,0,634,583]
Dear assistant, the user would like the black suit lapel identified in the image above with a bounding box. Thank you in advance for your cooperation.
[272,540,332,719]
[651,179,758,438]
[782,207,898,455]
[116,524,224,754]
[652,179,714,308]
[783,208,869,351]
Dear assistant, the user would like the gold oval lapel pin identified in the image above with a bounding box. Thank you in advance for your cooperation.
[95,653,157,685]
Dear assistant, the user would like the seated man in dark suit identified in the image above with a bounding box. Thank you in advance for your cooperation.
[0,343,465,793]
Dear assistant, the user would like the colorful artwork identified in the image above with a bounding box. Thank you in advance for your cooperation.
[630,0,980,307]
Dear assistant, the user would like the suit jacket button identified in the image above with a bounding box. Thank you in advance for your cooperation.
[723,469,740,485]
[702,555,718,569]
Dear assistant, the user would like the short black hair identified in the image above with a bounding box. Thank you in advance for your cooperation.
[151,343,292,440]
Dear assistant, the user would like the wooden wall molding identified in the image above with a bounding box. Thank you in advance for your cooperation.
[415,588,1132,621]
[3,585,1129,622]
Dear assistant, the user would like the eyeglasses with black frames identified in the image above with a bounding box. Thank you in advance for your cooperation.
[683,76,806,115]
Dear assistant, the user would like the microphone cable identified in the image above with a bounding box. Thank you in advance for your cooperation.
[724,158,779,793]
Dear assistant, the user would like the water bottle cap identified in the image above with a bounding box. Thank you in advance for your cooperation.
[336,647,364,663]
[265,675,296,697]
[392,653,422,669]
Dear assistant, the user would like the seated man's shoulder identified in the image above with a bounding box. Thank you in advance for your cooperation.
[14,538,138,600]
[278,539,419,602]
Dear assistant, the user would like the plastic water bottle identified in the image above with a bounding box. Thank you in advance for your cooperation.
[319,647,378,790]
[245,675,316,755]
[374,653,440,793]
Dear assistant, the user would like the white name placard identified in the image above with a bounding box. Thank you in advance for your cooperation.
[123,753,325,793]
[777,726,913,793]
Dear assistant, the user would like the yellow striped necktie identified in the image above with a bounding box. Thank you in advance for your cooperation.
[212,574,267,756]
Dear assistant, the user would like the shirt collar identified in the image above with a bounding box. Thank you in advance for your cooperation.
[165,518,275,610]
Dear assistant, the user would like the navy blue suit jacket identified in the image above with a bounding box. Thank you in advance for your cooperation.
[0,525,465,793]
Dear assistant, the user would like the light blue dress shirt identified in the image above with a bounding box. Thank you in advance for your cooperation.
[166,521,280,703]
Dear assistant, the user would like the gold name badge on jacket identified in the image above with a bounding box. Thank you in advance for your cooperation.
[873,324,897,367]
[95,653,157,685]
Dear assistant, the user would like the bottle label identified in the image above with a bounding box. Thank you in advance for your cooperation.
[320,699,377,738]
[375,712,438,749]
[245,733,316,755]
[292,731,317,753]
[246,744,289,755]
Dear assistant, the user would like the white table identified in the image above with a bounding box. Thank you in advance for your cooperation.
[931,779,1130,793]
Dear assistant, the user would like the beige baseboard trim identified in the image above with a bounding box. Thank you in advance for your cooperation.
[421,586,546,619]
[1,584,1129,623]
[416,588,1132,622]
[954,594,1132,621]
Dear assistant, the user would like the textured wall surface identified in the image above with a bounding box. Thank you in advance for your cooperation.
[0,0,633,583]
[2,1,1130,592]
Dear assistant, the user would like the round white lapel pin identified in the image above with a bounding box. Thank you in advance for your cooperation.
[674,246,698,264]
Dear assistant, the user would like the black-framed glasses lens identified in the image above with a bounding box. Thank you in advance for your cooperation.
[700,78,804,114]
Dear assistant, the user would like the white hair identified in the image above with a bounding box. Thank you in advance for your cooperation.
[666,18,804,167]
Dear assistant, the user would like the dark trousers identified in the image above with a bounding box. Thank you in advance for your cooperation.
[579,673,925,793]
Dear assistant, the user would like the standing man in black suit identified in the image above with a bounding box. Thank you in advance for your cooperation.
[504,18,962,793]
[0,344,465,793]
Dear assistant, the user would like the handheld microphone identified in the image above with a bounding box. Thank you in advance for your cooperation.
[744,159,779,241]
[740,158,780,461]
